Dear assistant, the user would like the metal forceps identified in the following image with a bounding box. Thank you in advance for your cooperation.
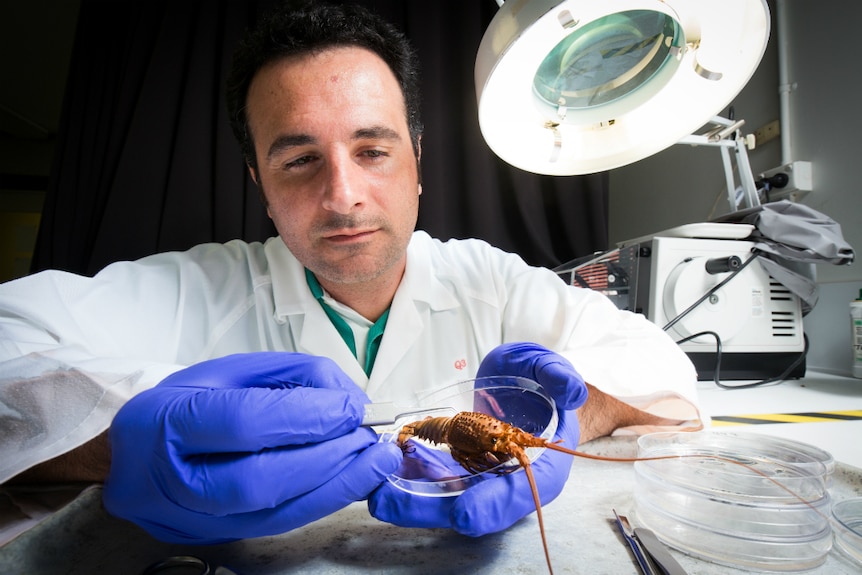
[613,510,687,575]
[139,555,239,575]
[361,401,456,426]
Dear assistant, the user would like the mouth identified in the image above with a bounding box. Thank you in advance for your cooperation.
[321,228,377,243]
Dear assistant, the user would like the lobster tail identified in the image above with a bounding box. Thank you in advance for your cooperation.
[398,416,453,446]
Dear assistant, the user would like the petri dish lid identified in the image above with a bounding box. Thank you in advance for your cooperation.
[379,376,558,497]
[635,431,833,502]
[832,497,862,565]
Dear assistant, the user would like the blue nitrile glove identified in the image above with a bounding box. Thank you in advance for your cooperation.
[103,352,403,544]
[368,342,587,536]
[475,341,588,411]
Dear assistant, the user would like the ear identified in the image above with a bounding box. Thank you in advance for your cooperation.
[416,136,423,196]
[247,164,272,217]
[247,163,259,185]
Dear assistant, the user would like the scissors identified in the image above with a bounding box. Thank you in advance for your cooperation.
[139,555,239,575]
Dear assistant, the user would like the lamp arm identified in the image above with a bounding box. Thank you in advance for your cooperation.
[678,115,760,213]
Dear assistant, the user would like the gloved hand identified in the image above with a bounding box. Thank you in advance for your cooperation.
[368,342,586,536]
[103,352,403,544]
[474,341,588,411]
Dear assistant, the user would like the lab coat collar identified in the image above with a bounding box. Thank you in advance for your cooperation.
[398,230,462,312]
[263,232,461,389]
[264,232,461,320]
[264,237,315,320]
[265,238,365,381]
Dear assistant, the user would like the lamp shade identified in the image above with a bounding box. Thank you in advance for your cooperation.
[475,0,770,175]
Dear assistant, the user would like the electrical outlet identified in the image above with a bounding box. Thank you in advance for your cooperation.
[757,161,813,202]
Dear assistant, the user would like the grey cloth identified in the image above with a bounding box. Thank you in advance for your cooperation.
[715,200,855,314]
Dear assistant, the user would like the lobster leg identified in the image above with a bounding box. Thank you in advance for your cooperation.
[450,447,508,475]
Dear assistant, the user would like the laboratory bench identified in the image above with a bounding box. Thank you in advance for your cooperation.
[1,371,860,574]
[697,370,862,470]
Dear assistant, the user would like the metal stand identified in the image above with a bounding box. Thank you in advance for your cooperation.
[678,116,760,213]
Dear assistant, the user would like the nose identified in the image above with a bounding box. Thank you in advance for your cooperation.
[321,153,364,214]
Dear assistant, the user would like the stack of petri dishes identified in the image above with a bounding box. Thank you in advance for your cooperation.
[633,431,834,571]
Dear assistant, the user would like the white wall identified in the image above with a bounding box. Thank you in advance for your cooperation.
[608,0,862,375]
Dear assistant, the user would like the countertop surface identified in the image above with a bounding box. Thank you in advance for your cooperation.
[696,371,862,469]
[2,444,861,574]
[2,371,861,574]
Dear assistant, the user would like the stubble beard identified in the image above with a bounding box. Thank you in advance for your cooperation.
[290,213,411,287]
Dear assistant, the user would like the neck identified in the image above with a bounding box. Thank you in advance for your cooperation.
[316,264,404,322]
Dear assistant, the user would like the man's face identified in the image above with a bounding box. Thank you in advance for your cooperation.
[245,47,421,287]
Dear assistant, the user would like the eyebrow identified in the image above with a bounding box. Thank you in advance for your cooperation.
[354,125,402,142]
[266,134,315,162]
[265,125,402,161]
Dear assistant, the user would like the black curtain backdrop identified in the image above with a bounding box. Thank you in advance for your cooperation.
[32,0,609,276]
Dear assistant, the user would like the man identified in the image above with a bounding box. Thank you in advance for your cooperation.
[0,1,700,544]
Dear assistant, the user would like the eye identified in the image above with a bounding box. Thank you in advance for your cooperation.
[284,155,316,169]
[361,148,389,160]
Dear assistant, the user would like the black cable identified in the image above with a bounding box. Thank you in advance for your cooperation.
[673,329,809,390]
[663,250,808,389]
[713,334,809,390]
[675,330,723,387]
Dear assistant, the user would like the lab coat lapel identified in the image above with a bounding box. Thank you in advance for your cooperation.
[294,306,367,384]
[365,291,424,396]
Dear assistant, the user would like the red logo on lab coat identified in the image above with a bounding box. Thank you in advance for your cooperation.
[454,358,466,370]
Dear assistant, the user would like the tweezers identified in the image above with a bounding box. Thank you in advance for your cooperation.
[613,510,687,575]
[360,402,454,426]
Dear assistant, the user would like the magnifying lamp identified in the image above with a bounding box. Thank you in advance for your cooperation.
[475,0,770,175]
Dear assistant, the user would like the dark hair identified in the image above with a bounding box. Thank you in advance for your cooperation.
[226,1,423,172]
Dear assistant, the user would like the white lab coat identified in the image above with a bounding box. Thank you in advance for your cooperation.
[0,231,699,483]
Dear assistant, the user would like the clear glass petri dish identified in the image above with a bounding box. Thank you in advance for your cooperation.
[379,376,558,497]
[633,431,834,571]
[832,498,862,565]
